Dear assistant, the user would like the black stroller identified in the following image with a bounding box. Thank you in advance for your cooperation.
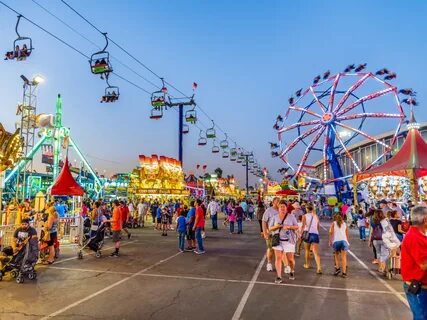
[77,222,107,259]
[0,240,39,284]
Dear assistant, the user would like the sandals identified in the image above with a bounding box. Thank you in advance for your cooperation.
[303,264,311,269]
[334,267,341,276]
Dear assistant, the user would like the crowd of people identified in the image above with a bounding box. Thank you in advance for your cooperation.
[0,195,426,318]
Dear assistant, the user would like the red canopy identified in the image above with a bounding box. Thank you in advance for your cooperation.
[355,113,427,182]
[50,157,85,196]
[276,189,299,196]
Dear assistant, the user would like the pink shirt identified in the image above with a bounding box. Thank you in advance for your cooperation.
[228,212,236,222]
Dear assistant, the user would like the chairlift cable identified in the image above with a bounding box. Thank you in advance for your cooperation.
[32,0,159,90]
[0,0,90,59]
[59,0,256,158]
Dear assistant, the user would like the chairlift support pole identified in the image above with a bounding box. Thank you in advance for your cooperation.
[179,104,183,164]
[167,98,195,166]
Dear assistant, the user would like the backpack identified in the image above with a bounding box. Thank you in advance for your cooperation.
[372,224,383,241]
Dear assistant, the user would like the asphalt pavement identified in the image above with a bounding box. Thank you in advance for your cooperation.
[0,216,412,320]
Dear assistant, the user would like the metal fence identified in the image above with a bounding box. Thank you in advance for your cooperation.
[0,225,16,251]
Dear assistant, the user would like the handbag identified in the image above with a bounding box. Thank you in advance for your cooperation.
[271,214,287,247]
[302,214,314,242]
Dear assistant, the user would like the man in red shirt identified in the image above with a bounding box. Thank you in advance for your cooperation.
[109,200,122,257]
[401,205,427,320]
[192,199,205,254]
[120,201,132,239]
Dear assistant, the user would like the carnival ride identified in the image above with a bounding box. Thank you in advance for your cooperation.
[4,95,102,200]
[273,65,409,197]
[4,15,33,61]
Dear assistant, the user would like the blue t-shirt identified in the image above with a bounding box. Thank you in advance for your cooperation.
[176,216,187,232]
[55,204,66,218]
[156,207,162,218]
[186,207,196,227]
[240,202,247,213]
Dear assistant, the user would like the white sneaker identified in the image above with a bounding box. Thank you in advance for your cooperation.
[284,266,291,274]
[266,263,273,272]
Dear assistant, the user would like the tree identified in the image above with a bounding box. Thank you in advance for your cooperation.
[214,167,223,178]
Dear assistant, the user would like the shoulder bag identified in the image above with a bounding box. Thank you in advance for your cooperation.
[271,214,287,247]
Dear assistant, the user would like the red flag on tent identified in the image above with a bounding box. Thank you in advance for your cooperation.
[192,82,198,90]
[202,165,207,171]
[196,164,200,170]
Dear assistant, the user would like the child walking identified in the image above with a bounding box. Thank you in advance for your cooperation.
[176,210,187,252]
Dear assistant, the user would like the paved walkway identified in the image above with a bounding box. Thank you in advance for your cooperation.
[0,218,411,320]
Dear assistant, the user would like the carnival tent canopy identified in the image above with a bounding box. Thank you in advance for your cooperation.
[355,113,427,182]
[50,157,84,196]
[276,189,299,196]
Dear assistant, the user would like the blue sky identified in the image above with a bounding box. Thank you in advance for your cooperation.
[0,0,426,186]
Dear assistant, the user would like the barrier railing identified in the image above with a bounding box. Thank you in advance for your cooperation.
[0,224,16,251]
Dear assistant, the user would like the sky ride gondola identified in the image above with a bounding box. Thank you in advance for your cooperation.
[206,121,216,139]
[151,78,168,108]
[185,107,197,124]
[182,124,190,134]
[4,15,33,61]
[197,130,207,146]
[220,134,229,149]
[90,33,113,77]
[150,108,163,120]
[212,140,220,153]
[222,150,229,158]
[101,79,119,103]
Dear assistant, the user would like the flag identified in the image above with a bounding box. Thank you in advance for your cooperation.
[202,165,207,171]
[192,82,198,90]
[196,164,200,170]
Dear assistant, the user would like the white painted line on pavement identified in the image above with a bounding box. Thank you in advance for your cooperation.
[347,250,409,307]
[40,251,182,319]
[320,224,409,307]
[231,255,266,320]
[46,265,405,295]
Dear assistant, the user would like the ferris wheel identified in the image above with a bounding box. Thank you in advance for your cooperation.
[273,65,410,193]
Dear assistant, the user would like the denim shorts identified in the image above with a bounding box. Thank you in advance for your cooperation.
[304,233,319,244]
[333,240,349,252]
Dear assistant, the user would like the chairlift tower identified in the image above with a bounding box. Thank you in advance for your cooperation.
[167,97,196,166]
[15,75,41,200]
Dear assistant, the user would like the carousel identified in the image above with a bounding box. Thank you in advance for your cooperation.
[128,155,189,200]
[0,124,23,224]
[354,111,427,203]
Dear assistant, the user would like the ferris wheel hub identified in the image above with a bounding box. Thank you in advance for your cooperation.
[321,112,335,124]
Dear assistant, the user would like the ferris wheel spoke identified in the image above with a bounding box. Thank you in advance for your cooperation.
[289,106,322,119]
[309,86,327,113]
[337,112,403,121]
[295,126,326,177]
[335,122,391,150]
[322,135,328,181]
[278,119,321,134]
[279,124,323,158]
[328,73,341,112]
[330,125,361,172]
[333,73,371,114]
[336,87,394,117]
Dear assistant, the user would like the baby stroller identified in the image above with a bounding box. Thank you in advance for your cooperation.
[77,222,106,259]
[0,240,39,284]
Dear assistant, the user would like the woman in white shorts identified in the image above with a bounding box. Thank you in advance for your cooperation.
[270,200,299,283]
